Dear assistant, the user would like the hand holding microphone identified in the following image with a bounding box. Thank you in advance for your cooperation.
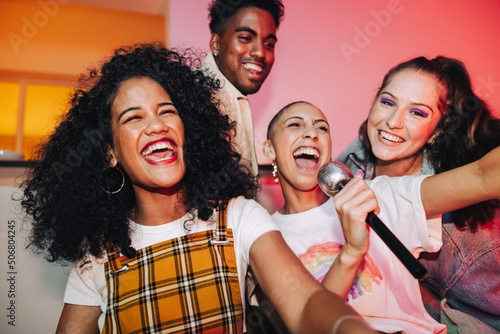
[317,161,427,279]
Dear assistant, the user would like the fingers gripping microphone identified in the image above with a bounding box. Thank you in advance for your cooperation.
[317,161,427,279]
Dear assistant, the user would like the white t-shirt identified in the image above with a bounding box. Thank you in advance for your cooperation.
[273,175,446,334]
[63,196,278,331]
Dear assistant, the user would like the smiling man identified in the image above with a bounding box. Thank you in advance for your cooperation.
[202,0,285,179]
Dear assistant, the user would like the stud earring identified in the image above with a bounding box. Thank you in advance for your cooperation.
[272,162,279,184]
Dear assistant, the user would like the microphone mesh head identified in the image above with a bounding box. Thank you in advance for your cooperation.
[317,161,354,197]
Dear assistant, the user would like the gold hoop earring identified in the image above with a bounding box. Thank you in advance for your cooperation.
[101,166,125,194]
[272,162,279,184]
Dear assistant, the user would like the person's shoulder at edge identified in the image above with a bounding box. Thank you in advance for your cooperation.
[335,136,367,174]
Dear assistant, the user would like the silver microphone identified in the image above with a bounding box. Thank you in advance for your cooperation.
[317,161,354,197]
[317,161,427,279]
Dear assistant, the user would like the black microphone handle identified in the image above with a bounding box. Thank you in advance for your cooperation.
[366,211,427,279]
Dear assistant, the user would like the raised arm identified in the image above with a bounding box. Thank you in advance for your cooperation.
[249,231,375,334]
[422,146,500,217]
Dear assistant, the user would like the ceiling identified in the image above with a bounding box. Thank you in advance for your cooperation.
[70,0,168,15]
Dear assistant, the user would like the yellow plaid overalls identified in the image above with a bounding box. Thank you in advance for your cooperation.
[102,201,243,333]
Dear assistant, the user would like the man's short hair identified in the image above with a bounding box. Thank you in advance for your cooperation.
[208,0,285,34]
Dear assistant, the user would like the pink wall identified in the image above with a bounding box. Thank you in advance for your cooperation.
[169,0,500,163]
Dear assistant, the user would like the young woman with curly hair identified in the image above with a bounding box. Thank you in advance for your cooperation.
[336,56,500,331]
[20,43,376,334]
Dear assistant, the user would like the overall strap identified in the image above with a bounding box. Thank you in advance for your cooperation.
[212,199,230,245]
[104,243,130,274]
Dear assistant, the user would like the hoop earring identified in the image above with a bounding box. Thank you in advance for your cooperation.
[272,162,279,184]
[101,166,125,194]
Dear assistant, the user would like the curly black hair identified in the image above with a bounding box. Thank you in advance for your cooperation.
[21,43,258,263]
[358,56,500,230]
[208,0,285,34]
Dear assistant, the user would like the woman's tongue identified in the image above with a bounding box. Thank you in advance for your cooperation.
[294,156,317,169]
[146,148,174,161]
